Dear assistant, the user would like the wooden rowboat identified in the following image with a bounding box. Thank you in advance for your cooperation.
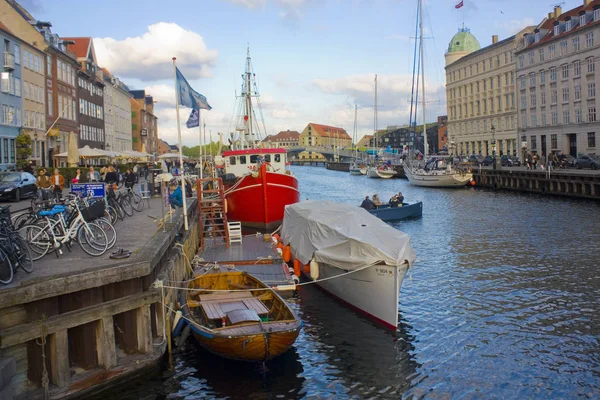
[184,270,302,362]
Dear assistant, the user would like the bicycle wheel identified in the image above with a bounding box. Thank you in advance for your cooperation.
[94,218,117,249]
[119,197,134,217]
[13,235,33,273]
[0,246,13,285]
[130,193,145,212]
[77,223,108,256]
[105,205,118,225]
[110,199,124,220]
[18,224,51,261]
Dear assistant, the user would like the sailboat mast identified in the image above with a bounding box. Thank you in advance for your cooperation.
[354,104,358,159]
[419,0,428,156]
[374,74,378,150]
[245,47,253,148]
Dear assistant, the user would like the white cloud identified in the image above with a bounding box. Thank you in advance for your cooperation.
[225,0,266,9]
[94,23,218,82]
[143,84,176,107]
[497,17,535,36]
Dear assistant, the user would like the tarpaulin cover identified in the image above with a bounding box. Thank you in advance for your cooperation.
[281,201,416,271]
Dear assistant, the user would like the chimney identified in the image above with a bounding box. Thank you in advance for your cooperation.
[584,0,592,6]
[492,35,498,44]
[554,6,562,18]
[548,12,554,19]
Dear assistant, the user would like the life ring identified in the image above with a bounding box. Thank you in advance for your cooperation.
[310,259,319,280]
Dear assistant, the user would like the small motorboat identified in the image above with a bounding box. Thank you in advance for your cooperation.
[368,202,423,222]
[184,269,302,362]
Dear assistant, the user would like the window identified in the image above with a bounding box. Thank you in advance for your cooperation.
[575,84,582,100]
[14,78,20,97]
[576,108,583,123]
[535,32,541,43]
[549,44,556,58]
[3,139,7,163]
[24,110,29,127]
[588,82,596,98]
[560,41,567,55]
[239,155,247,164]
[550,67,556,81]
[551,89,557,104]
[542,113,547,126]
[529,51,535,65]
[581,14,586,27]
[47,54,52,76]
[563,88,570,102]
[38,87,43,104]
[539,48,545,62]
[529,73,536,86]
[511,71,515,84]
[531,135,537,150]
[566,20,572,31]
[540,70,546,84]
[14,44,20,65]
[9,139,14,163]
[573,36,580,51]
[586,31,594,48]
[574,61,581,77]
[562,64,569,79]
[551,134,558,148]
[520,76,526,89]
[595,8,600,22]
[47,91,53,116]
[588,57,595,73]
[563,110,570,124]
[530,93,536,107]
[588,106,596,122]
[552,111,558,125]
[531,114,537,127]
[518,55,524,68]
[274,154,281,162]
[541,91,546,105]
[23,49,29,69]
[554,25,560,36]
[588,132,596,147]
[520,94,526,109]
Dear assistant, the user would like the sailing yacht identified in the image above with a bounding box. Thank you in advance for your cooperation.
[403,0,472,188]
[349,104,366,175]
[367,75,398,180]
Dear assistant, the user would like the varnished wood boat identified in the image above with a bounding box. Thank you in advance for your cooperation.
[184,270,302,362]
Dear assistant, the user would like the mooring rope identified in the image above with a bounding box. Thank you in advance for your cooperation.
[35,318,50,400]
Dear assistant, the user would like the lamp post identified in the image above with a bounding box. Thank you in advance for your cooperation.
[491,125,497,170]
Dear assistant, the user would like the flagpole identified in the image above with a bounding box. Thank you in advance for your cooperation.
[172,57,189,231]
[198,110,203,181]
[203,121,207,173]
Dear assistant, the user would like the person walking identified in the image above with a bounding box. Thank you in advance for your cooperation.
[36,168,51,200]
[51,168,65,200]
[124,168,136,190]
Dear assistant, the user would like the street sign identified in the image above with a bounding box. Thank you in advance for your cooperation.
[70,183,106,198]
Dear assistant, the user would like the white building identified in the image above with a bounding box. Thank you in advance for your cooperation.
[100,68,132,152]
[516,1,600,159]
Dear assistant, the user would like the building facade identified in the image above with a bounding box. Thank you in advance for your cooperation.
[437,115,448,152]
[64,37,105,151]
[445,27,534,157]
[299,123,351,148]
[130,90,158,154]
[261,130,300,148]
[516,1,600,159]
[0,23,22,170]
[20,38,46,166]
[101,68,132,153]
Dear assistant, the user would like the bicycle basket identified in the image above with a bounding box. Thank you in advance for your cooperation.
[81,201,105,222]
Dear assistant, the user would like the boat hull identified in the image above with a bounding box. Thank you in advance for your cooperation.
[366,168,381,179]
[368,202,423,221]
[190,322,301,362]
[404,167,473,188]
[349,168,363,175]
[313,262,409,330]
[376,170,398,179]
[359,168,368,175]
[225,169,300,230]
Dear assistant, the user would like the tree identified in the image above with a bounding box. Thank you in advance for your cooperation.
[16,133,32,170]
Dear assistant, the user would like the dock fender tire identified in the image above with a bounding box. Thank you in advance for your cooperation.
[224,198,228,214]
[310,259,319,280]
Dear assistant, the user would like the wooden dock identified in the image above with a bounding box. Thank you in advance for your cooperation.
[198,234,296,297]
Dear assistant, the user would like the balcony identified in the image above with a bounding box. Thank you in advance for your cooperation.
[4,52,15,71]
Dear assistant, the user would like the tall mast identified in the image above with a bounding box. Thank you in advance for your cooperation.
[245,46,253,148]
[374,74,378,150]
[353,104,358,159]
[419,0,428,156]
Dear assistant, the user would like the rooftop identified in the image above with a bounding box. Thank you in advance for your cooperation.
[308,123,351,140]
[447,27,481,54]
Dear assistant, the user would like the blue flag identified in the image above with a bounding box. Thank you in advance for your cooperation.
[186,109,199,128]
[176,67,212,110]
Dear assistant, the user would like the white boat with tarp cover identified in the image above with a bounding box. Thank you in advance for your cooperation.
[281,201,416,330]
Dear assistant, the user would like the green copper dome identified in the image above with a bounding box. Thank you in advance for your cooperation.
[447,28,480,54]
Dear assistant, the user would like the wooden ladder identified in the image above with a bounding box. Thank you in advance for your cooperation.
[197,177,230,248]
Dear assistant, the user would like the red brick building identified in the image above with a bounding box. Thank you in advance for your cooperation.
[437,115,448,153]
[261,130,300,148]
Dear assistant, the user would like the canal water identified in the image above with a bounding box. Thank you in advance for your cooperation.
[111,166,600,399]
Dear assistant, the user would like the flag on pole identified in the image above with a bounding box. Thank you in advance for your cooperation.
[455,0,464,9]
[175,67,212,110]
[186,108,200,128]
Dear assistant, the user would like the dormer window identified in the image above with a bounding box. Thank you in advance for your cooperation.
[554,25,560,36]
[581,14,586,26]
[566,20,572,31]
[535,33,541,42]
[595,8,600,22]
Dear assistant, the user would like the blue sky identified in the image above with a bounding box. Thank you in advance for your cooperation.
[20,0,585,146]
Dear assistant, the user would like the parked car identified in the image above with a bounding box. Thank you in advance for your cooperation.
[573,155,600,169]
[468,154,481,165]
[556,154,576,168]
[501,155,521,167]
[480,155,494,166]
[0,172,38,201]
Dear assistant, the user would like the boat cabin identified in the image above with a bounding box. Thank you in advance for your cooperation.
[222,148,288,177]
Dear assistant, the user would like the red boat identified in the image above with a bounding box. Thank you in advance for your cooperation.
[220,148,299,230]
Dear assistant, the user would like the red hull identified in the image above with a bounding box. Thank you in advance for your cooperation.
[225,167,299,230]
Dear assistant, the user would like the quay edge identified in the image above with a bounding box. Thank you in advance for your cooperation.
[0,200,199,400]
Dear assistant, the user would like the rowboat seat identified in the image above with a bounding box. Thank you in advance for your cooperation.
[226,309,260,325]
[198,296,270,321]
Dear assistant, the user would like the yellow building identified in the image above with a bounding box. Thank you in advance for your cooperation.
[299,123,352,148]
[21,40,46,165]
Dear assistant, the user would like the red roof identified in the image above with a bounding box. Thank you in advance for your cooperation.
[222,148,287,156]
[522,1,600,51]
[62,37,91,58]
[308,123,351,140]
[262,130,300,142]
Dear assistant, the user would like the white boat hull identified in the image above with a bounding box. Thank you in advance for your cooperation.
[313,262,409,330]
[349,169,363,175]
[376,169,398,179]
[404,167,473,187]
[359,168,368,175]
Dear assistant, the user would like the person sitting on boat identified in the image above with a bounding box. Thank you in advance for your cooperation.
[360,195,375,210]
[389,195,400,208]
[372,194,383,208]
[169,183,183,209]
[397,192,404,205]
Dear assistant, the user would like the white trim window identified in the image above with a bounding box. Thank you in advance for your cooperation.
[573,36,580,51]
[586,31,594,48]
[14,44,20,65]
[588,57,595,73]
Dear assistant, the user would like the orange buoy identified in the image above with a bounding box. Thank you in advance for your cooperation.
[282,245,291,262]
[470,180,476,186]
[293,258,301,277]
[277,242,284,250]
[303,263,311,275]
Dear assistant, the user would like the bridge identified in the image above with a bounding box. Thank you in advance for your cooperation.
[286,146,356,162]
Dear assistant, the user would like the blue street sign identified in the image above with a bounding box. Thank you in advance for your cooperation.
[70,183,106,199]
